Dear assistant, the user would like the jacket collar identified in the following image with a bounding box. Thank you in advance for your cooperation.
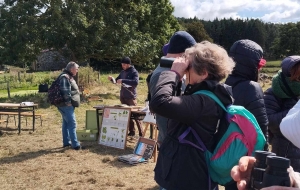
[184,80,234,107]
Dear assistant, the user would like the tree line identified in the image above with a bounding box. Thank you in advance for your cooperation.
[0,1,300,70]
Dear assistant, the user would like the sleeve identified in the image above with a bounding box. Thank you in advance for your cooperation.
[149,70,206,125]
[146,72,153,101]
[280,100,300,149]
[121,69,139,86]
[59,75,71,104]
[263,89,289,135]
[115,72,121,81]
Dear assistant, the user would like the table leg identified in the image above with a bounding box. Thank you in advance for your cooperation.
[142,123,149,137]
[134,117,143,136]
[32,106,35,132]
[153,125,158,162]
[96,109,100,132]
[18,107,21,134]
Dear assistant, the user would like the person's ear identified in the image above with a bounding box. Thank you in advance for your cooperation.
[201,71,208,80]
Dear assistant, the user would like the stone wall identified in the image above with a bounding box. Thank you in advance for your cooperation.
[34,50,70,71]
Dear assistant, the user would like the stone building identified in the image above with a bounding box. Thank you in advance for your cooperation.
[33,49,71,71]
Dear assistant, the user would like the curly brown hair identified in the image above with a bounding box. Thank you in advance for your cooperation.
[185,41,235,81]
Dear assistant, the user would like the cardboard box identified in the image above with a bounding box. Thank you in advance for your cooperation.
[76,129,98,141]
[86,110,103,130]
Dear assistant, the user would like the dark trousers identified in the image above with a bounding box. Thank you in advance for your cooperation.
[224,182,238,190]
[120,98,143,136]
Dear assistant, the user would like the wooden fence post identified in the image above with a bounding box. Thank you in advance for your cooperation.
[7,81,10,98]
[18,72,20,81]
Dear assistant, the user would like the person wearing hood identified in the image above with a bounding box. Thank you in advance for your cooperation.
[264,55,300,172]
[56,61,82,150]
[107,57,141,136]
[224,40,269,190]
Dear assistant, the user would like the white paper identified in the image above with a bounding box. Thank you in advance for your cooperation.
[20,102,34,106]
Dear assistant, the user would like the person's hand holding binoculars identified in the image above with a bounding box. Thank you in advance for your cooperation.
[170,55,189,79]
[231,156,300,190]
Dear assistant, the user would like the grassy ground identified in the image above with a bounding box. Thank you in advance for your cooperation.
[0,78,159,190]
[0,62,280,190]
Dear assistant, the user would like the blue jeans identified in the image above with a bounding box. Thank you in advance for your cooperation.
[57,106,80,148]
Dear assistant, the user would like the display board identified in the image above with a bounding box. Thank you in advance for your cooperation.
[98,107,131,149]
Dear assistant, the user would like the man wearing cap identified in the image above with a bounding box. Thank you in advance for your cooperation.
[56,61,82,150]
[264,55,300,172]
[108,57,142,136]
[149,31,196,144]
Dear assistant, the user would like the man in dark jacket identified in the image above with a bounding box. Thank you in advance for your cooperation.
[149,31,196,145]
[264,56,300,172]
[108,57,141,136]
[56,61,82,150]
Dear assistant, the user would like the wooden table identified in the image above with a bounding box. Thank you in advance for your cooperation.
[93,105,146,136]
[0,103,38,134]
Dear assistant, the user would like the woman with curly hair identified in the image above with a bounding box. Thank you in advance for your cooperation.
[150,41,235,190]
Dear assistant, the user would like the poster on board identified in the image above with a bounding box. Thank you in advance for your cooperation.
[98,107,131,149]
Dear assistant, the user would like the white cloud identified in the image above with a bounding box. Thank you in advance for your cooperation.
[170,0,300,22]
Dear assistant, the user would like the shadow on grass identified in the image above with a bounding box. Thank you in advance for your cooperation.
[0,125,36,135]
[148,185,160,190]
[0,147,69,165]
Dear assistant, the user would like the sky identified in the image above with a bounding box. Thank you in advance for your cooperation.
[170,0,300,23]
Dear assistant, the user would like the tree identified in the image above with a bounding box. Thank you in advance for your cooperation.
[0,0,180,68]
[181,20,212,42]
[0,0,44,66]
[272,22,300,57]
[94,0,180,65]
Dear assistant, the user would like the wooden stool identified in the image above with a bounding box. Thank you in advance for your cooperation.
[142,122,158,162]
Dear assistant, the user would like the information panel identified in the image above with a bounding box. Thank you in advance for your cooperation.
[98,107,131,149]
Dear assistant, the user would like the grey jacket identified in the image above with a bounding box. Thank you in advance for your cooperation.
[57,70,80,107]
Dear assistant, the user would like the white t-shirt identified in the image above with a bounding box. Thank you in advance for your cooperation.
[280,99,300,149]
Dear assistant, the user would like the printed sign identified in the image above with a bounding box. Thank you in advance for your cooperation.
[98,107,131,149]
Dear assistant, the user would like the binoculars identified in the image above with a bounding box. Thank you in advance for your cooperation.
[160,57,175,68]
[250,150,291,189]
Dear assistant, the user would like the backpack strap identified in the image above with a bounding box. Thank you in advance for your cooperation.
[178,127,206,151]
[178,126,211,189]
[59,73,70,80]
[193,90,228,111]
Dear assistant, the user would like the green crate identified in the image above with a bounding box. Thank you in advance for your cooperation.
[76,129,98,141]
[86,110,102,130]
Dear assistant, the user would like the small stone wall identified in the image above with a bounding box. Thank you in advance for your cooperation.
[35,50,70,71]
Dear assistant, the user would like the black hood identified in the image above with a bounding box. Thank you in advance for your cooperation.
[229,39,263,81]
